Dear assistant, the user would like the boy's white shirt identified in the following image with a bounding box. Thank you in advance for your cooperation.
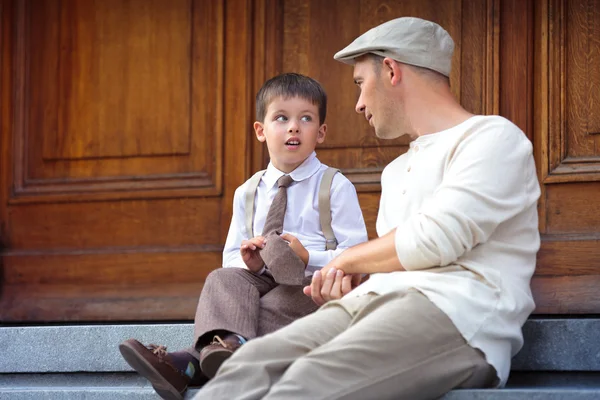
[223,151,369,275]
[348,116,541,387]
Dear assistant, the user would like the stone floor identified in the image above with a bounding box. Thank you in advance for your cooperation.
[1,319,599,399]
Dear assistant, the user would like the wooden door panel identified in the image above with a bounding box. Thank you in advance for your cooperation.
[532,0,600,313]
[42,0,192,160]
[0,0,244,322]
[541,0,600,182]
[13,0,222,203]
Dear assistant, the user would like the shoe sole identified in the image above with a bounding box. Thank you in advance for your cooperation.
[200,348,234,379]
[119,342,185,400]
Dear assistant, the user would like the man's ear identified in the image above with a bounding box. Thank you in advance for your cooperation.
[317,124,327,144]
[254,121,266,142]
[383,57,402,86]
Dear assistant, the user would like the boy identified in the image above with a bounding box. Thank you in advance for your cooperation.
[118,73,368,400]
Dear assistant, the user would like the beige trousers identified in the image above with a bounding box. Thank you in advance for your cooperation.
[192,290,497,400]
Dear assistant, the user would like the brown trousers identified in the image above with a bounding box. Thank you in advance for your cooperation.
[186,267,318,358]
[194,290,497,400]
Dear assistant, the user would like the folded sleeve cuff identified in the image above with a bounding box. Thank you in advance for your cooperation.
[394,225,431,270]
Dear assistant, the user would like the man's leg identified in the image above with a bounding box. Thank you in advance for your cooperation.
[192,294,372,400]
[264,290,497,400]
[257,276,319,336]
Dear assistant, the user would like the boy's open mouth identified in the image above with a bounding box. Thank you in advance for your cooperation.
[285,137,301,148]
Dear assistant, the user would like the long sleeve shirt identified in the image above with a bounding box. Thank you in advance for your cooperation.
[349,116,541,387]
[223,152,369,275]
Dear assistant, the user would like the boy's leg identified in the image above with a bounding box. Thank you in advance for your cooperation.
[257,276,319,336]
[192,294,372,400]
[265,290,497,400]
[189,267,276,378]
[191,267,276,348]
[119,267,275,400]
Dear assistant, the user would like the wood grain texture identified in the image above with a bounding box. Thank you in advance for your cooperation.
[532,0,600,314]
[0,283,203,321]
[2,248,221,285]
[7,198,222,249]
[537,236,600,276]
[531,275,600,314]
[499,0,533,138]
[10,0,224,203]
[44,0,191,160]
[542,0,600,183]
[0,0,231,321]
[545,182,600,234]
[2,0,600,320]
[1,0,12,247]
[221,0,254,241]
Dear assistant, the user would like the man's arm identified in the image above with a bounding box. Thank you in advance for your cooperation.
[326,228,404,275]
[308,121,539,304]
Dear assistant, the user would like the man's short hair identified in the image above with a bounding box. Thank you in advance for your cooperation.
[368,54,450,86]
[256,73,327,124]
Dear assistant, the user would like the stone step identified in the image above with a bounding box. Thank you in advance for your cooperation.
[0,373,200,399]
[0,372,598,399]
[2,318,599,373]
[1,319,599,399]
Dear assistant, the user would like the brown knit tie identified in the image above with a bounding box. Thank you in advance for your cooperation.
[261,175,294,236]
[259,175,306,286]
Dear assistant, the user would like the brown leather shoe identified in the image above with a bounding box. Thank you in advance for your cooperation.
[119,339,189,400]
[199,335,243,378]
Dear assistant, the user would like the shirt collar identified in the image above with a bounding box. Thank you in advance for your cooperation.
[262,152,321,189]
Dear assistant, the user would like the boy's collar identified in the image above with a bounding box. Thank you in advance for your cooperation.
[263,152,320,188]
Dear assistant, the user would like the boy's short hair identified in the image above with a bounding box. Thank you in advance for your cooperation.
[256,73,327,125]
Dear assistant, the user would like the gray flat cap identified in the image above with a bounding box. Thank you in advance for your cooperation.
[334,17,454,77]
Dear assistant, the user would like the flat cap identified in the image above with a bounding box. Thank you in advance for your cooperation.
[334,17,454,77]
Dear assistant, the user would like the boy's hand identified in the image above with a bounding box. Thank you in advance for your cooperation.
[280,233,309,266]
[240,236,266,273]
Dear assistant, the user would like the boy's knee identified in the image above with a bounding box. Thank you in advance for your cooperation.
[206,267,250,283]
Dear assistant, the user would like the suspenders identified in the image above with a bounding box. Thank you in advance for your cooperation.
[244,168,339,251]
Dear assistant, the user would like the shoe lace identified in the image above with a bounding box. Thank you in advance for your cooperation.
[210,335,229,348]
[148,344,168,361]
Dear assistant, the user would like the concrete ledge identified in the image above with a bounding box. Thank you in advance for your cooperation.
[512,319,600,371]
[0,373,200,399]
[2,318,600,373]
[0,373,599,400]
[0,324,194,373]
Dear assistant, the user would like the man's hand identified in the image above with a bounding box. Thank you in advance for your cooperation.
[280,233,309,266]
[240,236,266,273]
[302,268,360,306]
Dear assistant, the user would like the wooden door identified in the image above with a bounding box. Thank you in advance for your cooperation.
[2,0,599,322]
[0,0,257,321]
[254,0,600,314]
[532,0,600,313]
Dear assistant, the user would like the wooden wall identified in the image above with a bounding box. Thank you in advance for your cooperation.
[0,0,598,321]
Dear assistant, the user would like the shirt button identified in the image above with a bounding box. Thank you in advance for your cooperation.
[414,145,419,152]
[402,189,406,195]
[407,166,411,172]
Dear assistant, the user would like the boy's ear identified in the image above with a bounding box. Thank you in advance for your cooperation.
[254,121,266,142]
[317,124,327,144]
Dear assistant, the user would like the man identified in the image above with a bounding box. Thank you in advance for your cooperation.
[193,17,541,400]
